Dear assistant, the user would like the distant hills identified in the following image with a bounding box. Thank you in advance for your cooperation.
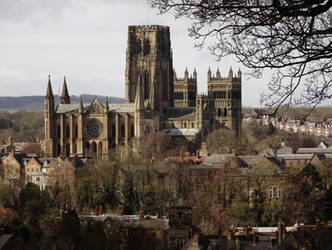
[0,95,125,111]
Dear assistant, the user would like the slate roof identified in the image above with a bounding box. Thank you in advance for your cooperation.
[0,234,13,249]
[322,138,332,147]
[204,154,234,165]
[163,128,200,136]
[56,103,135,114]
[166,107,196,119]
[12,153,29,165]
[297,148,332,154]
[108,103,135,113]
[278,154,313,160]
[56,103,83,113]
[276,146,294,155]
[240,165,283,176]
[238,155,279,168]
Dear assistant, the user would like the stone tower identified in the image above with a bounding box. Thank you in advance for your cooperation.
[44,75,55,157]
[208,67,242,136]
[125,25,174,112]
[173,68,197,107]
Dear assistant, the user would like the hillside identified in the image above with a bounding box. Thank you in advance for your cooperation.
[0,95,125,111]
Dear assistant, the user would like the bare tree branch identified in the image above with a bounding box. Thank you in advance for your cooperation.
[149,0,332,112]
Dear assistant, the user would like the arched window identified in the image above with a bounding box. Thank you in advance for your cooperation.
[65,143,70,157]
[57,125,61,138]
[75,125,78,139]
[91,141,97,154]
[112,124,116,138]
[218,108,221,117]
[224,108,228,117]
[98,142,102,159]
[73,143,77,155]
[131,125,135,137]
[121,125,125,138]
[143,39,150,55]
[65,125,70,139]
[57,143,61,156]
[144,71,150,99]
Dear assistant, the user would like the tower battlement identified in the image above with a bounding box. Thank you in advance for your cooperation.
[128,25,170,32]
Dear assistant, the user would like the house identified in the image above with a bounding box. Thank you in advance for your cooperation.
[276,143,293,155]
[31,171,48,191]
[48,157,77,195]
[24,157,42,183]
[2,152,28,184]
[277,154,313,168]
[296,148,332,155]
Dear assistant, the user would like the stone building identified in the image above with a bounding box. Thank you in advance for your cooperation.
[43,25,242,158]
[2,151,26,185]
[173,68,197,108]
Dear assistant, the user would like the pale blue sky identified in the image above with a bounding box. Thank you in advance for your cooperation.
[0,0,269,107]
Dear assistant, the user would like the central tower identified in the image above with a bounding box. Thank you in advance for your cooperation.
[125,25,174,112]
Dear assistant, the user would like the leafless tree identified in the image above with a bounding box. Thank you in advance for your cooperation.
[149,0,332,113]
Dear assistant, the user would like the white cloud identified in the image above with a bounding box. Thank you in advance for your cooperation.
[0,1,266,106]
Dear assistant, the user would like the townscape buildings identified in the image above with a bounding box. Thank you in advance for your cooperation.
[258,113,332,138]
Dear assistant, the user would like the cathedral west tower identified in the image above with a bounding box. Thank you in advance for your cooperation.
[125,25,174,112]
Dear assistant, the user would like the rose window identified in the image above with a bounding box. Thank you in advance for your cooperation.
[87,119,103,138]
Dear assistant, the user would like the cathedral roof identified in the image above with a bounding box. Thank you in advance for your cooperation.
[56,103,135,114]
[163,128,200,136]
[56,104,85,113]
[166,107,196,119]
[108,103,135,113]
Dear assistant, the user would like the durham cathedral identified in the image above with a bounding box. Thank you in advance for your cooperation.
[43,25,242,159]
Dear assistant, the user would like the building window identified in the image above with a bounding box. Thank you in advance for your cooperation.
[174,92,184,100]
[27,168,30,172]
[75,125,78,138]
[65,143,70,157]
[57,143,61,156]
[112,124,116,138]
[57,125,61,138]
[184,122,187,128]
[269,186,281,199]
[224,108,227,117]
[36,177,40,182]
[192,122,195,128]
[218,108,221,117]
[65,125,70,139]
[121,125,125,138]
[131,125,135,137]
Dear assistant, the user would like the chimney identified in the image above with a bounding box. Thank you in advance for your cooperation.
[139,206,144,220]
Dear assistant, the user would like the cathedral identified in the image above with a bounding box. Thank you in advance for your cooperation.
[43,25,242,159]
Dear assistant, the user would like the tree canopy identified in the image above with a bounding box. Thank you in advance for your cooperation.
[150,0,332,112]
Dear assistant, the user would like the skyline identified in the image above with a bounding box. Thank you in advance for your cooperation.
[0,0,271,107]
